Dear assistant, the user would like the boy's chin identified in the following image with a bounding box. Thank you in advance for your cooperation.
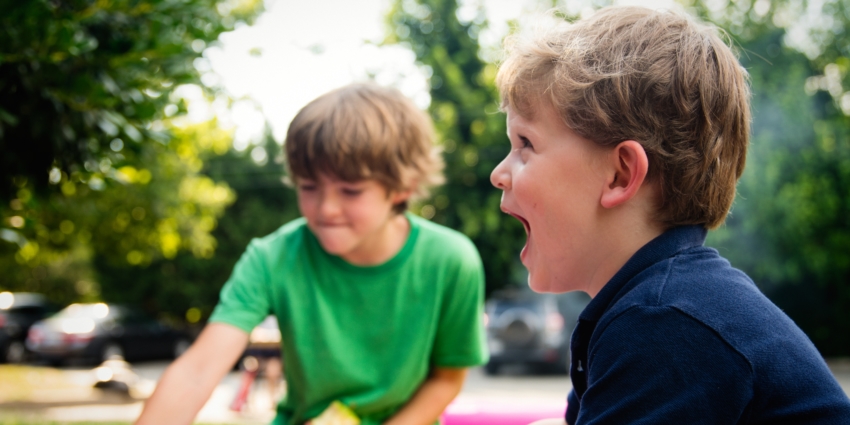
[527,275,557,294]
[321,245,351,257]
[315,238,353,257]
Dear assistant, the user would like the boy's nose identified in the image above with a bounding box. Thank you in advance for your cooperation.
[490,158,511,190]
[318,193,342,218]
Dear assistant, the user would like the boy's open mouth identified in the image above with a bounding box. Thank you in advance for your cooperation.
[510,213,530,235]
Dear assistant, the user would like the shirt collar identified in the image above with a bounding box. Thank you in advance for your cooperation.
[579,225,708,322]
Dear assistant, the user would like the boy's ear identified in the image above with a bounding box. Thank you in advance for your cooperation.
[390,187,414,204]
[600,140,650,209]
[389,178,417,205]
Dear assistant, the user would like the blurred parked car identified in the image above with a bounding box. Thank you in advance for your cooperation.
[26,303,191,365]
[0,292,59,363]
[484,287,590,375]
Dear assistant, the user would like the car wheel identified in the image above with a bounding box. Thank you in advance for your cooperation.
[5,341,26,364]
[101,341,125,362]
[173,338,191,359]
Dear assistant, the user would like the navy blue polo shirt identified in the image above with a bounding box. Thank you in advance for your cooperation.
[566,226,850,424]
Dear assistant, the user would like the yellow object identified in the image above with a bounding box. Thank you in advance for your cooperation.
[312,401,360,425]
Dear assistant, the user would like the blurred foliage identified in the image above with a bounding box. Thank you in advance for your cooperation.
[0,124,296,322]
[0,0,264,311]
[691,0,850,355]
[94,133,299,322]
[387,0,526,295]
[0,0,262,199]
[0,118,236,309]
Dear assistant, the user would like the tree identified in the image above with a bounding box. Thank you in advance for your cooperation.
[0,0,266,310]
[93,131,300,322]
[0,117,238,309]
[387,0,526,294]
[686,0,850,355]
[0,0,262,199]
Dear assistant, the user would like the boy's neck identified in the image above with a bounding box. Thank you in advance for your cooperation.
[585,207,666,298]
[341,213,411,266]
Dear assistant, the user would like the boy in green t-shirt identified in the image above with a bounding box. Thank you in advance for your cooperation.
[135,83,488,425]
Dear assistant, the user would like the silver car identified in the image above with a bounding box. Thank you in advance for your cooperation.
[484,287,590,375]
[27,303,191,365]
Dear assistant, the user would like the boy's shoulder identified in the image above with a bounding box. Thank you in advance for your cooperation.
[594,228,811,364]
[576,226,850,423]
[409,214,480,260]
[587,226,792,349]
[246,217,310,255]
[607,241,774,332]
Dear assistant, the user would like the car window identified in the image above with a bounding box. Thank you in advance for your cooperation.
[15,306,45,314]
[8,306,47,320]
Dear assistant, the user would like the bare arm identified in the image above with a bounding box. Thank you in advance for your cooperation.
[382,367,467,425]
[134,323,249,425]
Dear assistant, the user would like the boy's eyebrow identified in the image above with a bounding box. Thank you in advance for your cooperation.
[337,180,366,187]
[509,120,535,138]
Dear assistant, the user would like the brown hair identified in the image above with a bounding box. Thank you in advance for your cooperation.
[284,82,444,213]
[497,6,751,229]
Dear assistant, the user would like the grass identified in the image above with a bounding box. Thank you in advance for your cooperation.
[0,419,237,425]
[0,420,130,425]
[0,367,242,425]
[0,365,85,403]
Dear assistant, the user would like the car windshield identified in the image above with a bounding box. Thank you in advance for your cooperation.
[54,303,114,320]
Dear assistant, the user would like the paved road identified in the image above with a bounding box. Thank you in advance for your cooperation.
[2,360,849,423]
[3,363,575,423]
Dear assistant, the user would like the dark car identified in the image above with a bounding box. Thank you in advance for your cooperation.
[0,292,59,363]
[26,303,191,365]
[484,287,590,375]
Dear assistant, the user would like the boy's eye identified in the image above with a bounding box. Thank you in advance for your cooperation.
[342,188,364,196]
[298,183,317,192]
[520,136,533,149]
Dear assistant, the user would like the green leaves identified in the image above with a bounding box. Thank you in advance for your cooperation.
[0,0,264,198]
[388,0,525,293]
[0,0,263,311]
[698,1,850,354]
[2,118,235,265]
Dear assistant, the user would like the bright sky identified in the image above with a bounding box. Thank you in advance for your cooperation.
[189,0,678,151]
[198,0,421,149]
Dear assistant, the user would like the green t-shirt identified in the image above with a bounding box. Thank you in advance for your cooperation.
[209,213,488,425]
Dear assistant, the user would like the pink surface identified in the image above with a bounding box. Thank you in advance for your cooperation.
[441,399,566,425]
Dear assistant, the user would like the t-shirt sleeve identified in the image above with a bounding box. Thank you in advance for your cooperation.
[208,239,273,333]
[430,243,489,368]
[574,306,752,424]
